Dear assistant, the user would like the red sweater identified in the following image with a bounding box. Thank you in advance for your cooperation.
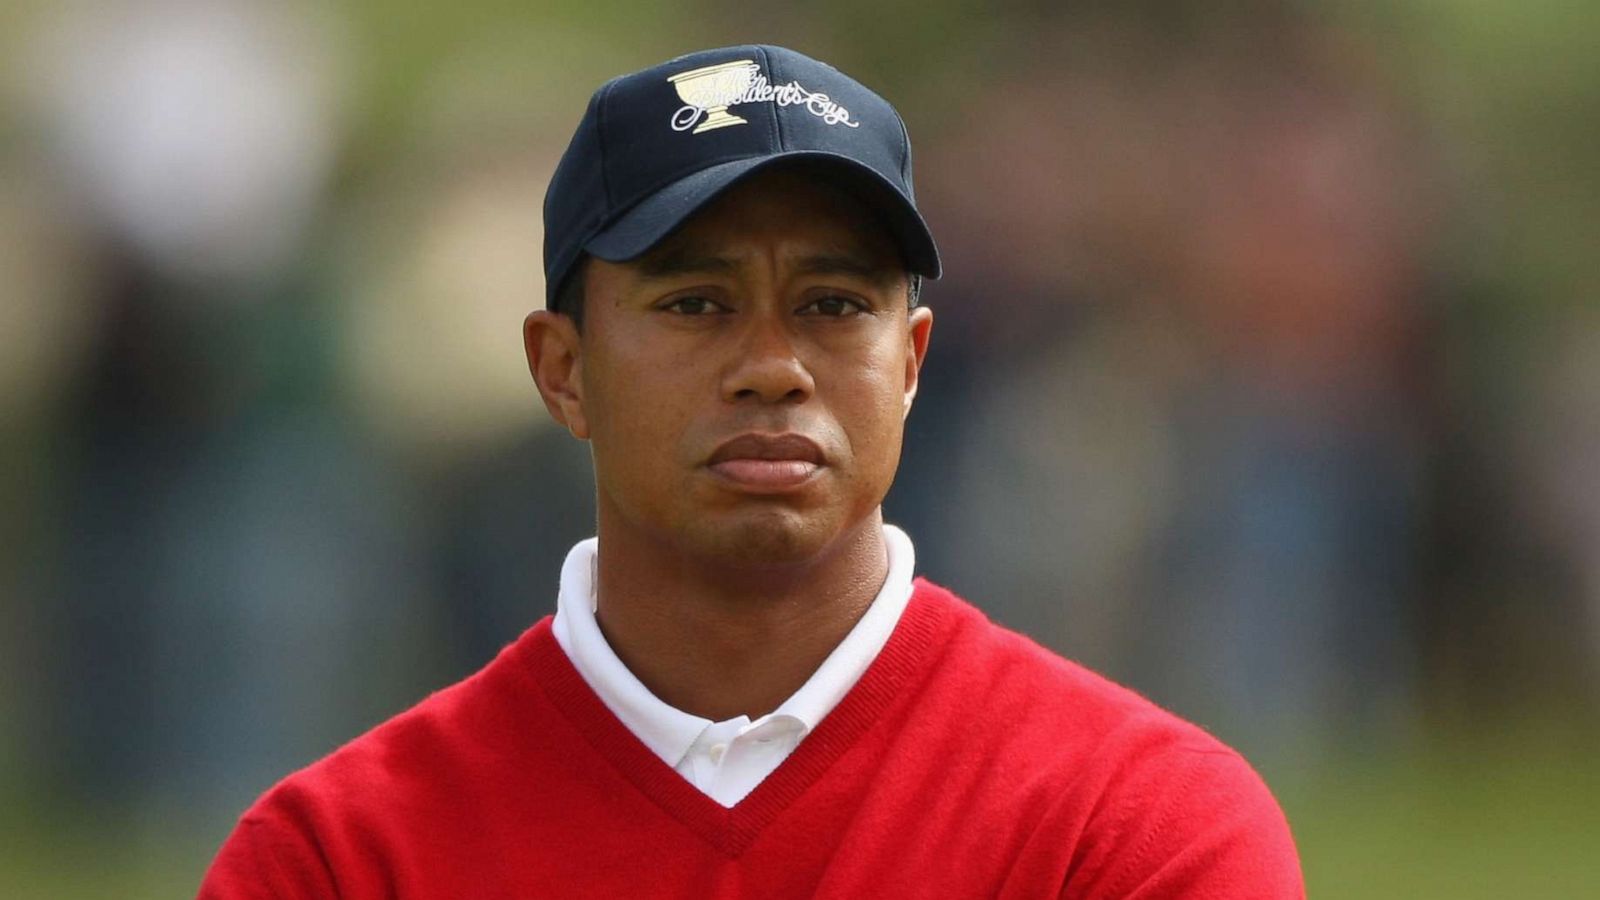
[200,580,1303,898]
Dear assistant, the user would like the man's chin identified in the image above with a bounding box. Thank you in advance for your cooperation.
[684,508,845,569]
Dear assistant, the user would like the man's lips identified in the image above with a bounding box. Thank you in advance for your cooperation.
[706,433,825,491]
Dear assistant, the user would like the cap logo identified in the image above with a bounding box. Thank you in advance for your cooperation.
[668,59,860,134]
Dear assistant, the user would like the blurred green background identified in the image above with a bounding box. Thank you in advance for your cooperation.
[3,1,1598,896]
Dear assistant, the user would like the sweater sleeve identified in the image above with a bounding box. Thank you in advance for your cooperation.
[197,806,340,900]
[1068,744,1305,900]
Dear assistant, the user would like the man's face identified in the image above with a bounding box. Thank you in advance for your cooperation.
[571,167,933,566]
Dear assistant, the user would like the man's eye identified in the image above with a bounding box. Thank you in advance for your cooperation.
[663,295,720,315]
[803,295,865,317]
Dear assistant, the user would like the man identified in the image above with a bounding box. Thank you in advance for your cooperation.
[201,45,1303,898]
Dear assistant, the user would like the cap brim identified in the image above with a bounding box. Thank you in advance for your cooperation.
[583,151,941,279]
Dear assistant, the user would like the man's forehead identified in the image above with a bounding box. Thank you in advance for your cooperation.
[636,233,898,274]
[628,245,904,294]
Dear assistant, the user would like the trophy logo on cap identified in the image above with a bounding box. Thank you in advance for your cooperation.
[668,60,761,134]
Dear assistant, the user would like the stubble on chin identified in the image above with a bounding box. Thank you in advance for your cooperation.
[687,505,835,568]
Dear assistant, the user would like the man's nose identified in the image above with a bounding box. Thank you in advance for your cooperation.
[721,311,815,405]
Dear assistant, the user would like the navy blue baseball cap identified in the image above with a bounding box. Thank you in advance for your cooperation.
[542,44,941,311]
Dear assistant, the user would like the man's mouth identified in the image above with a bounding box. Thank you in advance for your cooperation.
[706,433,825,491]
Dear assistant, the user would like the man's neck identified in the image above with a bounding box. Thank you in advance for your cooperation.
[591,511,889,722]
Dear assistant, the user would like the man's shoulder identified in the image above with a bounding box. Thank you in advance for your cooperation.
[914,578,1303,896]
[917,577,1223,748]
[239,617,556,825]
[201,619,566,896]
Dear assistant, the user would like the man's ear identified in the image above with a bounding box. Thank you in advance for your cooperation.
[523,310,589,439]
[903,305,933,419]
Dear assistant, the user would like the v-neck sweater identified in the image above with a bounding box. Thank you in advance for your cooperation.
[550,524,917,807]
[200,580,1304,899]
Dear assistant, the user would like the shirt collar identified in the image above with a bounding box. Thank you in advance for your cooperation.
[551,524,917,769]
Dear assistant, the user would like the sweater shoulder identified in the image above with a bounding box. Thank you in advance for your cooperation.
[915,578,1222,751]
[238,617,557,826]
[202,617,615,894]
[912,580,1303,896]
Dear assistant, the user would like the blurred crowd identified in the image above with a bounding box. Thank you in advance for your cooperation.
[3,0,1597,856]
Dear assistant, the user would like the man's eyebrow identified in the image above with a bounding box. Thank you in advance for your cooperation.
[794,253,901,286]
[634,246,738,279]
[631,246,901,285]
